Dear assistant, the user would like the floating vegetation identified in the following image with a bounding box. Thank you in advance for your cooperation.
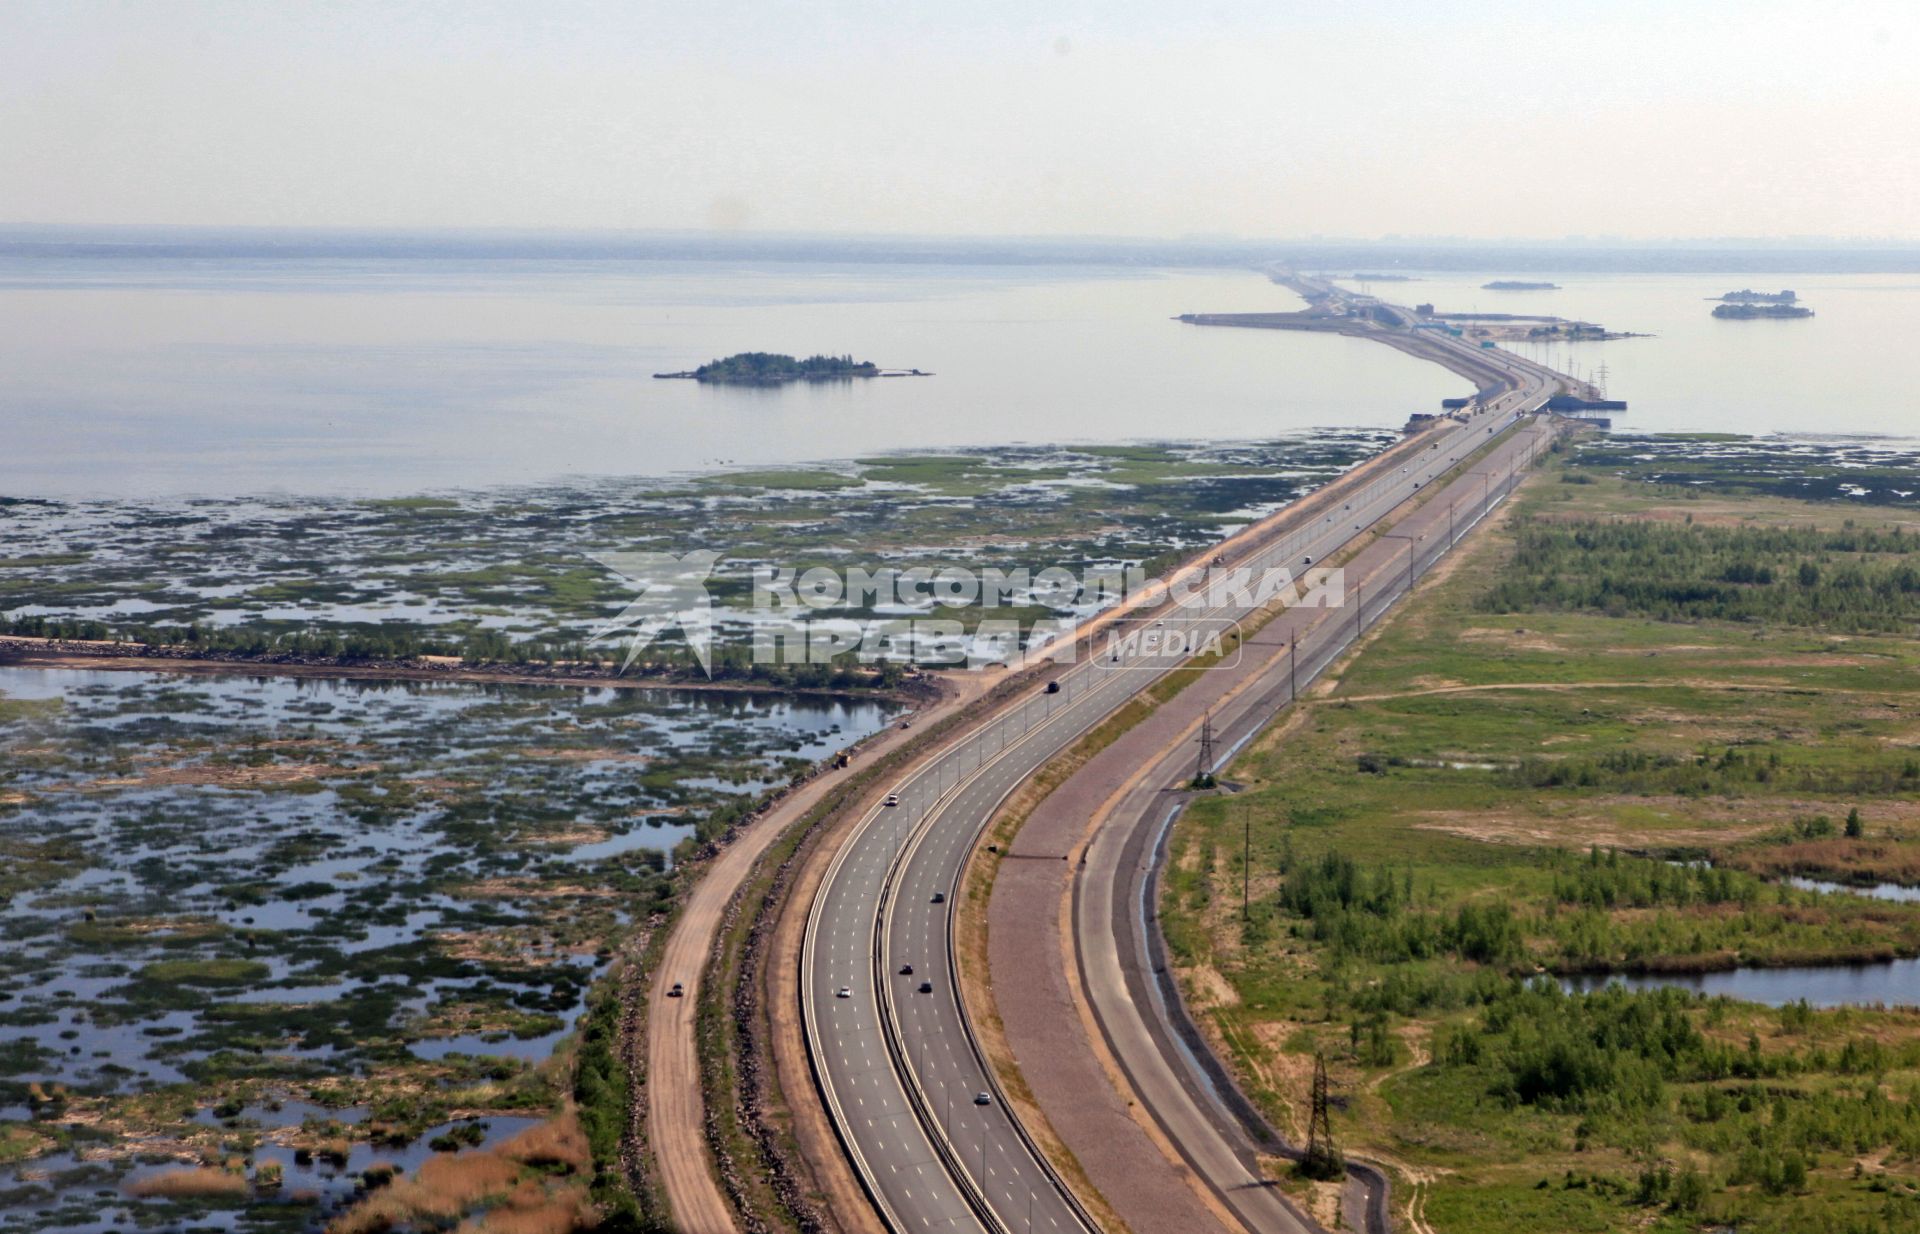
[0,666,896,1230]
[0,432,1388,1229]
[0,435,1392,664]
[1573,433,1920,507]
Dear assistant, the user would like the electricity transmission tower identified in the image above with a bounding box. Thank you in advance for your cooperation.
[1192,711,1216,788]
[1301,1052,1344,1180]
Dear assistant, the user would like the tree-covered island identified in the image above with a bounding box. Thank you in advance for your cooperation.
[654,352,927,384]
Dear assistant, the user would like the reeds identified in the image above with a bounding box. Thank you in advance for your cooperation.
[126,1166,248,1198]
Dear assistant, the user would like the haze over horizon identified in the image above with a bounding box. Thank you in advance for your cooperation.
[4,0,1918,243]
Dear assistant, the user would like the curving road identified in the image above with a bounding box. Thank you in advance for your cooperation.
[1068,418,1558,1234]
[803,328,1566,1234]
[651,676,986,1234]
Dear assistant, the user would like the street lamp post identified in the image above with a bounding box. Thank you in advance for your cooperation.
[1382,532,1418,592]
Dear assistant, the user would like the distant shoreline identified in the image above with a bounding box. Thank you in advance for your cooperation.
[10,226,1920,274]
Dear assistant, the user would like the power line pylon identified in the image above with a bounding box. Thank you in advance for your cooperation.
[1301,1052,1343,1180]
[1192,711,1216,788]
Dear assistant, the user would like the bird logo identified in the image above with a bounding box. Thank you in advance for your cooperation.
[587,549,721,675]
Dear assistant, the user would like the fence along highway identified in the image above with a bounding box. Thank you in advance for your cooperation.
[799,361,1565,1233]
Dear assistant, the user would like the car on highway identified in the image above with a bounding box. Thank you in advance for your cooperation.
[899,963,915,975]
[931,891,945,903]
[918,981,934,993]
[836,987,852,999]
[884,793,900,807]
[1045,681,1060,694]
[973,1092,992,1106]
[1303,555,1312,566]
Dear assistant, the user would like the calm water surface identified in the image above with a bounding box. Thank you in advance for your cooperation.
[11,255,1917,498]
[1568,959,1920,1010]
[1342,270,1920,438]
[0,258,1460,497]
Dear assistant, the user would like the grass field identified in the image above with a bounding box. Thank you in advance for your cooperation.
[1163,444,1920,1234]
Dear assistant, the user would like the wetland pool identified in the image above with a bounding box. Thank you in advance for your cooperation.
[0,665,897,1229]
[1566,960,1920,1009]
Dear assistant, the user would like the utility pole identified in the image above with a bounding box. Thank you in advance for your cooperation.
[1383,532,1417,592]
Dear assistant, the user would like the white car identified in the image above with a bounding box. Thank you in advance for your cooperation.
[884,793,900,807]
[836,987,852,999]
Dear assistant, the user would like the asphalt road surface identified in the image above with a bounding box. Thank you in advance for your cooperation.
[804,342,1566,1234]
[1071,416,1558,1234]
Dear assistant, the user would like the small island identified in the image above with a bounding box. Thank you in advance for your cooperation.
[1712,302,1814,319]
[1482,280,1559,291]
[1717,288,1797,304]
[653,352,929,385]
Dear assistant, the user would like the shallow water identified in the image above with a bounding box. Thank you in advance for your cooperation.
[2,1112,540,1233]
[1566,958,1920,1009]
[1787,875,1920,904]
[0,667,895,1094]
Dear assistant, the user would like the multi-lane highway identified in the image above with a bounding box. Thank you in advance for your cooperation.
[802,323,1571,1234]
[1066,417,1558,1234]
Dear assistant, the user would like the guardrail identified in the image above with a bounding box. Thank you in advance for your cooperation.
[882,698,1115,1234]
[798,410,1546,1234]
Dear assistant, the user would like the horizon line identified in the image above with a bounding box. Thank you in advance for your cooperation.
[4,222,1920,251]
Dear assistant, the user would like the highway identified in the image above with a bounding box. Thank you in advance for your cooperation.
[802,316,1573,1234]
[1067,418,1558,1234]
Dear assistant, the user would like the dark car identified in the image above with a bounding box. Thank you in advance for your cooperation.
[1044,681,1060,694]
[899,964,915,976]
[931,891,945,904]
[667,982,684,998]
[918,981,934,994]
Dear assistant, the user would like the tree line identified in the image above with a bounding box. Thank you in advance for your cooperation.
[1478,516,1920,632]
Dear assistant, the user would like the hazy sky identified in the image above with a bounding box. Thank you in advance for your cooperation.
[3,0,1917,241]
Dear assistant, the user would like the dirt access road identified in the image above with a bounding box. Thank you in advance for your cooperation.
[650,670,993,1234]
